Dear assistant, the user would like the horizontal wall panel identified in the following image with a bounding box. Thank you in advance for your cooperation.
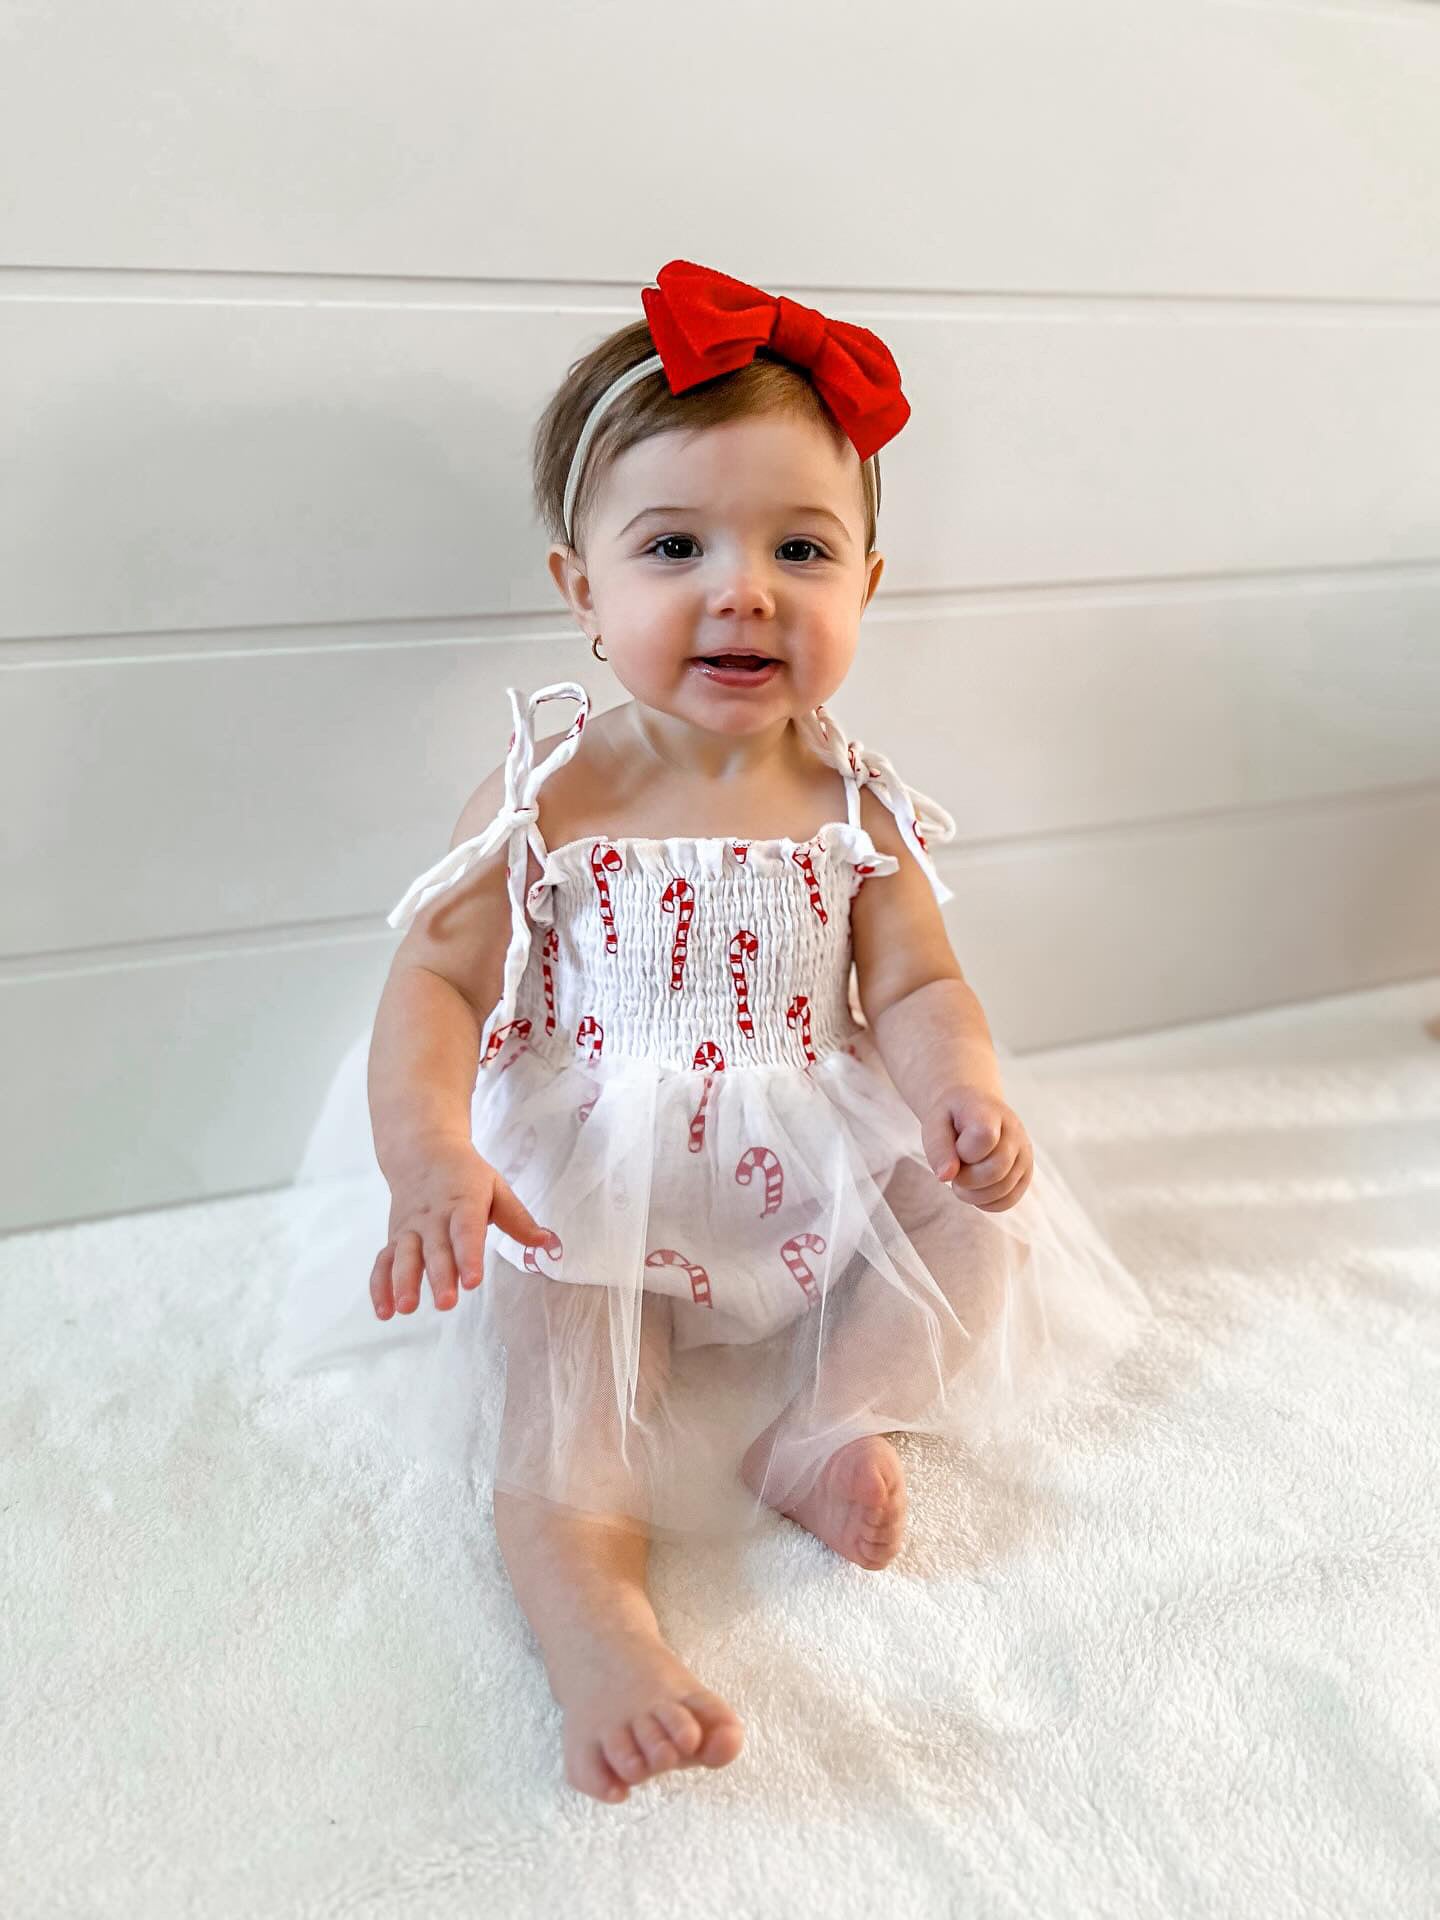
[5,582,1438,958]
[8,787,1437,1232]
[0,1,1437,298]
[2,295,1439,642]
[5,936,392,1235]
[954,785,1440,1051]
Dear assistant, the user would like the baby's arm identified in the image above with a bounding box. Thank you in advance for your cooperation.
[850,788,1033,1212]
[367,763,553,1316]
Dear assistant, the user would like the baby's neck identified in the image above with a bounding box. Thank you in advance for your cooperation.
[621,697,810,786]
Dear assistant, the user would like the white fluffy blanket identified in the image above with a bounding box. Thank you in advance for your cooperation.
[4,979,1437,1917]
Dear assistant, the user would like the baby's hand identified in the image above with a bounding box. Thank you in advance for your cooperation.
[371,1139,554,1318]
[923,1087,1035,1213]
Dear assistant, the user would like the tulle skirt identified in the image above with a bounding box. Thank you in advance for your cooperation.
[258,1023,1153,1543]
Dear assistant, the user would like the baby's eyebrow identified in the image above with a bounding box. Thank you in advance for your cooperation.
[619,505,852,539]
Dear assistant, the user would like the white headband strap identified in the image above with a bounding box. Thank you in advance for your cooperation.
[559,348,882,553]
[561,353,665,550]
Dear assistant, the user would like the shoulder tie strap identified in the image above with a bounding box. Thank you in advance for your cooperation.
[808,700,958,907]
[386,680,591,1051]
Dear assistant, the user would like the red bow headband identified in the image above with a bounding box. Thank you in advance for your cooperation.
[561,257,910,547]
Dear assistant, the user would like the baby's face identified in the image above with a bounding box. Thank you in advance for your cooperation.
[549,412,884,732]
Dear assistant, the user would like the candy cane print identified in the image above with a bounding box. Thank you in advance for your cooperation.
[496,1037,532,1077]
[660,875,695,991]
[786,993,816,1066]
[590,841,623,954]
[645,1246,712,1308]
[499,1125,539,1182]
[779,1230,827,1308]
[577,1073,602,1125]
[790,843,828,925]
[479,1018,532,1070]
[688,1041,726,1153]
[540,926,559,1035]
[523,1228,563,1274]
[728,927,758,1038]
[732,840,752,863]
[734,1145,783,1217]
[575,1014,604,1063]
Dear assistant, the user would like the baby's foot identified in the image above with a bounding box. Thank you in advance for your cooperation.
[547,1626,744,1804]
[745,1431,908,1570]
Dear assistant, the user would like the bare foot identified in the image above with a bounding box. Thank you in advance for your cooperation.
[547,1625,745,1804]
[744,1430,908,1570]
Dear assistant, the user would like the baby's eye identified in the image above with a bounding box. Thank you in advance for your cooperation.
[644,535,829,564]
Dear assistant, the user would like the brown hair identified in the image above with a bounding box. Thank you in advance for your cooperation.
[531,318,880,562]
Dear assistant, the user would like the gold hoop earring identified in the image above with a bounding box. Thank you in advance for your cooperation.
[591,634,606,661]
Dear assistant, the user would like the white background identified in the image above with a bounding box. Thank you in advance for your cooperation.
[2,0,1437,1229]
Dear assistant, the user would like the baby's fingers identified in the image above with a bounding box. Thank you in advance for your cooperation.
[421,1227,461,1311]
[450,1202,490,1291]
[487,1169,553,1249]
[390,1230,426,1314]
[370,1242,397,1320]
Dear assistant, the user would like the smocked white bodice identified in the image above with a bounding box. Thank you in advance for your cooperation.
[387,680,957,1073]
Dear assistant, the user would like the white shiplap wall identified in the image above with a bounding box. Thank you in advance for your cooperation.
[3,0,1438,1232]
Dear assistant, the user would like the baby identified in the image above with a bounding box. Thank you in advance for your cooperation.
[326,260,1143,1806]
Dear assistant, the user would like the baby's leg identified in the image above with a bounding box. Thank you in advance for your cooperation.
[743,1156,1007,1568]
[491,1281,743,1804]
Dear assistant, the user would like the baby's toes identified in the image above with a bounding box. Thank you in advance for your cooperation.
[602,1723,654,1787]
[566,1740,629,1805]
[632,1711,683,1773]
[652,1700,705,1758]
[681,1690,746,1768]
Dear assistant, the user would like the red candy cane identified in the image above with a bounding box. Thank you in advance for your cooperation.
[660,875,695,990]
[688,1041,726,1153]
[786,994,815,1066]
[575,1014,603,1063]
[479,1018,531,1070]
[523,1228,563,1274]
[540,926,559,1035]
[734,1145,784,1217]
[590,840,623,954]
[728,927,758,1038]
[780,1230,827,1308]
[645,1246,712,1308]
[790,843,828,925]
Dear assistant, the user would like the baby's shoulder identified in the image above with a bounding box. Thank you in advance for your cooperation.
[446,704,625,867]
[853,781,909,861]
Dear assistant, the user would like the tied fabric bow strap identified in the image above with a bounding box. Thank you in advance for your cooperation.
[385,680,591,1048]
[813,703,958,908]
[562,258,911,547]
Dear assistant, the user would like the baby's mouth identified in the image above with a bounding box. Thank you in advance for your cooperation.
[692,652,779,671]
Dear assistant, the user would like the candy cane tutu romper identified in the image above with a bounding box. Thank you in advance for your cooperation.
[262,679,1153,1541]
